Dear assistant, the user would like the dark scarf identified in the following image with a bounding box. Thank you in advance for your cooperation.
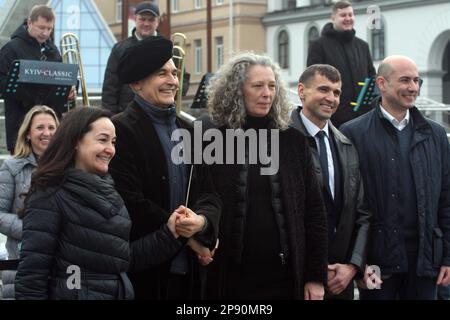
[134,95,189,275]
[134,95,187,213]
[62,168,125,219]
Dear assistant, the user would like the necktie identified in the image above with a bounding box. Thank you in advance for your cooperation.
[316,130,329,191]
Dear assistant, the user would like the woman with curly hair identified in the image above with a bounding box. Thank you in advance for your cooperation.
[205,52,328,300]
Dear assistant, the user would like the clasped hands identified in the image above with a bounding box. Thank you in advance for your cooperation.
[166,205,218,266]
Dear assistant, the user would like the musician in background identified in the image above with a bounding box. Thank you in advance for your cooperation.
[0,5,73,155]
[101,1,160,114]
[307,1,375,128]
[109,36,221,299]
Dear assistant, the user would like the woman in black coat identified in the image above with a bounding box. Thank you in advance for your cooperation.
[14,107,185,300]
[205,52,328,300]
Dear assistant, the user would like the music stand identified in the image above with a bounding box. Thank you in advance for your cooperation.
[352,77,380,112]
[191,73,214,109]
[3,60,78,115]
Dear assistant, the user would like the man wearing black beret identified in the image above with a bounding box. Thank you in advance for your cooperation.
[108,36,221,300]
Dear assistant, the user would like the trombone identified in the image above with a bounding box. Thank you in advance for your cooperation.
[171,33,187,116]
[60,33,90,107]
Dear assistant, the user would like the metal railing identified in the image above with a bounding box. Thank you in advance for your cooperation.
[1,96,449,139]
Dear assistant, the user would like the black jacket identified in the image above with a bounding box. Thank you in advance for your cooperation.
[307,23,376,127]
[101,29,139,114]
[341,97,450,277]
[290,107,372,299]
[207,125,328,299]
[14,169,183,300]
[109,101,221,299]
[0,21,62,152]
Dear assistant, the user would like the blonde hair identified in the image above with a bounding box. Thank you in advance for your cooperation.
[14,105,59,158]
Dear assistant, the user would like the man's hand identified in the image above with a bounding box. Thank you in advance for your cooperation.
[67,85,76,101]
[327,263,358,295]
[174,205,206,238]
[188,238,219,266]
[437,266,450,286]
[304,282,324,300]
[166,211,184,238]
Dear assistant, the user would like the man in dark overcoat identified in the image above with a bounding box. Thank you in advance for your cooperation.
[290,64,371,299]
[341,55,450,299]
[109,36,221,300]
[307,1,376,128]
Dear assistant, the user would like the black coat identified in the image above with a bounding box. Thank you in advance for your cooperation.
[290,108,372,299]
[207,126,328,299]
[340,97,450,277]
[307,23,376,128]
[101,29,139,114]
[0,21,62,152]
[14,169,183,300]
[109,101,221,299]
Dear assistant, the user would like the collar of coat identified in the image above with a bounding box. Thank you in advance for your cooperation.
[290,106,353,146]
[371,96,431,133]
[322,22,356,42]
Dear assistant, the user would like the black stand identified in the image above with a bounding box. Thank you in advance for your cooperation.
[191,73,214,109]
[352,77,380,112]
[3,60,77,116]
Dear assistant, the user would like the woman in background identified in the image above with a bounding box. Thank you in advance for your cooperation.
[0,105,59,299]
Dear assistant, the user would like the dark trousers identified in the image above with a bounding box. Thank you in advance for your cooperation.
[359,254,437,300]
[437,285,450,300]
[165,273,191,299]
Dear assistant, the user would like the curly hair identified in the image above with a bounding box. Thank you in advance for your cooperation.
[207,52,291,130]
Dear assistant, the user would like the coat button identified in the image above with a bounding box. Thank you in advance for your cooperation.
[393,229,397,233]
[162,176,166,181]
[391,193,396,199]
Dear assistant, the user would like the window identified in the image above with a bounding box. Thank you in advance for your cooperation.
[278,30,289,69]
[215,36,224,70]
[282,0,296,9]
[195,0,203,9]
[371,19,385,61]
[115,0,122,23]
[308,26,319,46]
[173,0,180,12]
[195,39,202,74]
[216,0,224,4]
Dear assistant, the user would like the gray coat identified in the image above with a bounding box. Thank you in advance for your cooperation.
[0,153,36,299]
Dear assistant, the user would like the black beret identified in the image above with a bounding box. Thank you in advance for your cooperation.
[117,36,173,84]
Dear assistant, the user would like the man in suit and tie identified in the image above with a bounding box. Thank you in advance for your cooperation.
[290,64,371,299]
